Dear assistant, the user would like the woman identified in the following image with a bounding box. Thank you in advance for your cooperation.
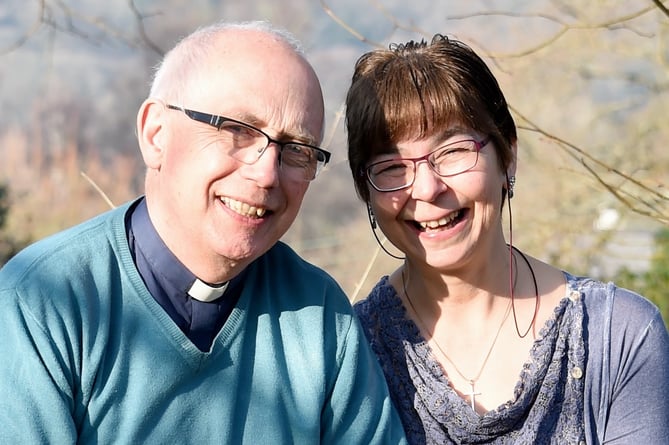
[346,34,669,444]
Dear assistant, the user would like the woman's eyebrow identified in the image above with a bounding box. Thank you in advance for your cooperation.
[434,126,472,143]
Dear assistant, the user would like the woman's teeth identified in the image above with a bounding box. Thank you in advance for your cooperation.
[418,211,459,230]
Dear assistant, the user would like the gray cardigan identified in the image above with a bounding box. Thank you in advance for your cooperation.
[354,272,669,444]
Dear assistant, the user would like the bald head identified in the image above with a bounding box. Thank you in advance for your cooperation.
[150,21,322,131]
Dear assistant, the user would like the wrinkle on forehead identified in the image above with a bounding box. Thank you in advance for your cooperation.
[236,109,322,146]
[185,30,324,145]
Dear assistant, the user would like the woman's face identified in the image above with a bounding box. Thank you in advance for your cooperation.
[368,128,511,271]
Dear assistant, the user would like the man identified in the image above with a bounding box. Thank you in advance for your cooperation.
[0,21,406,444]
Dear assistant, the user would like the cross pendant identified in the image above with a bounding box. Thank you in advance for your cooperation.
[465,380,481,411]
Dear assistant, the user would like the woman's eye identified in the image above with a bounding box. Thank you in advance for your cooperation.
[373,161,408,176]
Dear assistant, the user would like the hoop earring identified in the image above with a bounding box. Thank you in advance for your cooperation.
[367,202,377,229]
[507,175,516,199]
[366,202,404,260]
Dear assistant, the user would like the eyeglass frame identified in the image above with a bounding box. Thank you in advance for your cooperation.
[363,137,491,192]
[166,104,331,181]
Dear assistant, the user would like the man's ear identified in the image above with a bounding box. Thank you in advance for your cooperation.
[137,98,168,170]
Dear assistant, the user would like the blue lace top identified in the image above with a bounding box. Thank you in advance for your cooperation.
[354,272,669,444]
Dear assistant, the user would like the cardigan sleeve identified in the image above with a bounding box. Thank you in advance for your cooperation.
[588,283,669,444]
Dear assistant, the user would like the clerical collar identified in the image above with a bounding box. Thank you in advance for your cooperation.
[128,198,228,303]
[188,279,228,302]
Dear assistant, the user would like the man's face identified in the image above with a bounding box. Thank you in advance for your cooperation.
[142,33,325,281]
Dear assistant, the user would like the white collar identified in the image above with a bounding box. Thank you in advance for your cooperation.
[187,279,229,302]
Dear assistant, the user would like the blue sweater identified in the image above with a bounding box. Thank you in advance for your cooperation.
[0,202,407,444]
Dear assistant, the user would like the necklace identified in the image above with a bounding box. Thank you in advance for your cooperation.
[401,269,512,411]
[401,247,538,412]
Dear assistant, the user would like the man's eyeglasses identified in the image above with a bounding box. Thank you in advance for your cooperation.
[167,105,331,182]
[364,138,490,192]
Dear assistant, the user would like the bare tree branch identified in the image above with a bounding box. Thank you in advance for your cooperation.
[466,6,658,58]
[513,105,669,224]
[0,0,46,55]
[320,2,661,61]
[2,0,164,56]
[128,0,164,57]
[319,0,384,48]
[652,0,669,18]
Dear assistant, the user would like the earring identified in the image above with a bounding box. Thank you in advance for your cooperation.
[367,202,377,229]
[508,175,516,199]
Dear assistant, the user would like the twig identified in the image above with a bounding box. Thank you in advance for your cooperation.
[80,172,116,209]
[319,0,384,48]
[512,105,668,224]
[652,0,669,18]
[351,242,382,302]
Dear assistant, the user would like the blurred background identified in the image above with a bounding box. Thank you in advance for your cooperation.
[0,0,667,322]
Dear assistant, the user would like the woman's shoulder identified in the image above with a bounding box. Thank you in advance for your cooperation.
[353,275,398,321]
[353,275,420,342]
[564,271,664,335]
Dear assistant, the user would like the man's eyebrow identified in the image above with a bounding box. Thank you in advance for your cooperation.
[235,112,317,144]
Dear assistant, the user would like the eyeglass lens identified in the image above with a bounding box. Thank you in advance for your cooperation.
[218,121,323,181]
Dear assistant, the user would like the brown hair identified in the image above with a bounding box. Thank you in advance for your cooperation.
[346,34,516,202]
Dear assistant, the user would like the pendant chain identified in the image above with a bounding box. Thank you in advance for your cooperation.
[400,249,533,410]
[401,270,511,386]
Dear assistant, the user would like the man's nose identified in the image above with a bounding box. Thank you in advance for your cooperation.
[241,143,281,188]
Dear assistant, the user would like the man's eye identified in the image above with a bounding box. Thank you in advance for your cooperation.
[221,123,256,138]
[218,122,261,147]
[282,145,316,167]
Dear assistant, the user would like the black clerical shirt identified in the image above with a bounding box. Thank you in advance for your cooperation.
[125,198,243,351]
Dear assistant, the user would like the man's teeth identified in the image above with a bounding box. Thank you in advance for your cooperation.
[221,197,267,218]
[419,213,457,230]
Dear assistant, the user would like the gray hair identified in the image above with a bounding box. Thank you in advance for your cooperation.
[149,20,304,102]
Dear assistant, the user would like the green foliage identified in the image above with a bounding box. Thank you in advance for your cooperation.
[612,228,669,328]
[0,183,26,266]
[644,229,669,325]
[0,183,7,229]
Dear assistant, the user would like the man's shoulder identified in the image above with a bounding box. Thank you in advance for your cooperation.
[247,241,352,312]
[0,203,131,291]
[262,241,340,286]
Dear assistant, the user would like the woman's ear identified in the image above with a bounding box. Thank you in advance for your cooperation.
[501,139,518,204]
[507,139,518,179]
[137,98,168,170]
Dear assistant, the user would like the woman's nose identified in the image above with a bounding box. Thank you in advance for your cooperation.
[410,160,447,201]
